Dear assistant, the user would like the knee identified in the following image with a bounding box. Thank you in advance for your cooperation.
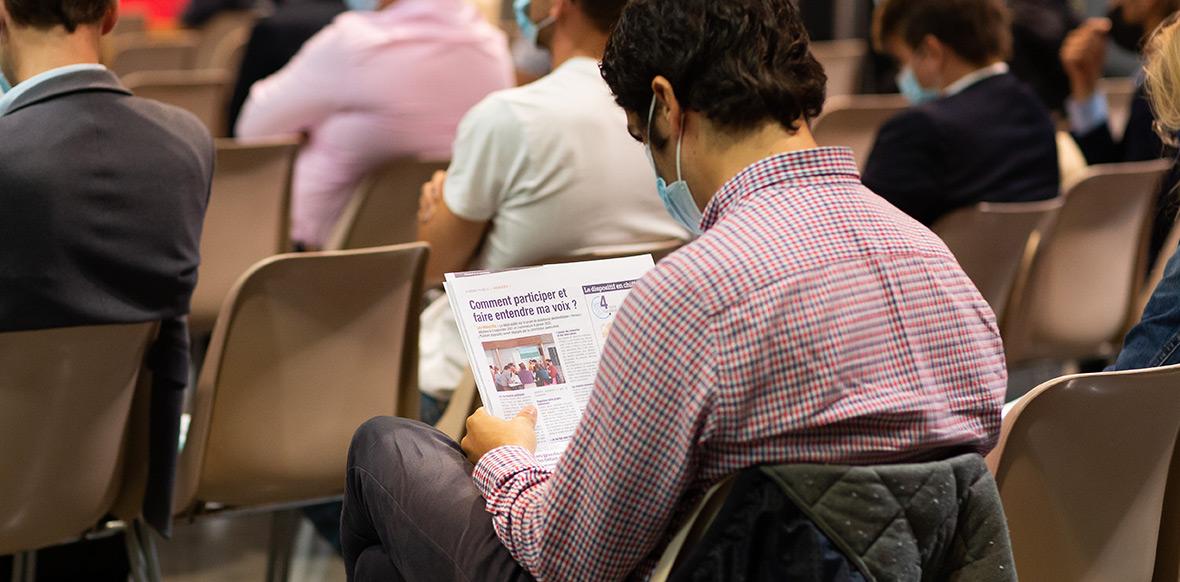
[348,416,436,470]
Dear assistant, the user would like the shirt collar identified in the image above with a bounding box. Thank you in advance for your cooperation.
[700,147,860,232]
[943,62,1009,97]
[0,63,108,116]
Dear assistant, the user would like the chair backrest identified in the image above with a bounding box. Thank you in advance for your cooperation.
[112,12,148,37]
[327,159,450,250]
[810,39,867,97]
[1099,77,1137,142]
[987,364,1180,582]
[106,33,198,77]
[122,69,232,137]
[208,26,252,81]
[193,10,258,71]
[0,323,156,555]
[1003,160,1170,365]
[933,199,1063,325]
[174,244,430,513]
[545,239,686,265]
[812,94,910,170]
[189,137,300,334]
[1058,130,1089,191]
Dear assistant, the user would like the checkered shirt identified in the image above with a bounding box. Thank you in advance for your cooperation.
[472,147,1007,581]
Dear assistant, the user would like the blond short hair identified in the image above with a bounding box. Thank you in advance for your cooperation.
[1146,13,1180,140]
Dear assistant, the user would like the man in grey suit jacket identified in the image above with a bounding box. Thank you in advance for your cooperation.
[0,0,212,578]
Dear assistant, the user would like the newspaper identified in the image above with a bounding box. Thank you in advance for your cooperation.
[445,255,656,469]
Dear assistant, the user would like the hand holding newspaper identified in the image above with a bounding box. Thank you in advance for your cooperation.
[445,255,657,469]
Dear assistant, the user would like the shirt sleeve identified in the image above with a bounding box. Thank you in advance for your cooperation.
[1065,91,1110,136]
[472,260,718,580]
[234,18,350,139]
[443,95,526,222]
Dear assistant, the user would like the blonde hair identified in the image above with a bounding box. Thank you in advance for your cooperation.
[1145,13,1180,142]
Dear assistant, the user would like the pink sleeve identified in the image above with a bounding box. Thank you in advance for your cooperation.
[235,20,351,138]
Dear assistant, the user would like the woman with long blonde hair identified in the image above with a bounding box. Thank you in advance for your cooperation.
[1111,13,1180,370]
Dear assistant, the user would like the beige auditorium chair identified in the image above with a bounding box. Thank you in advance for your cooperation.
[192,10,259,71]
[106,33,198,78]
[811,94,909,170]
[208,26,252,79]
[987,364,1180,582]
[188,138,300,335]
[1057,130,1089,191]
[111,12,148,37]
[810,39,867,97]
[1099,77,1138,142]
[0,323,157,579]
[1002,160,1171,366]
[933,199,1063,326]
[122,69,233,137]
[174,243,428,520]
[547,239,686,265]
[327,159,451,250]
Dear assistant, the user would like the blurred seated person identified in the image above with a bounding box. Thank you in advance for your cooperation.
[236,0,513,250]
[1111,14,1180,371]
[1061,0,1179,165]
[340,0,1009,578]
[0,0,213,579]
[1061,0,1180,260]
[862,0,1059,226]
[180,0,260,27]
[414,0,687,421]
[1008,0,1081,112]
[226,0,345,135]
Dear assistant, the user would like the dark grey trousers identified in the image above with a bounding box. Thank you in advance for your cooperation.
[341,417,534,582]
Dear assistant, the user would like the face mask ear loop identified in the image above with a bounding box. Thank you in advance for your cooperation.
[675,115,685,182]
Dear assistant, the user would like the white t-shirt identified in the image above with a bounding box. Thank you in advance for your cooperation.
[419,56,688,400]
[443,56,687,270]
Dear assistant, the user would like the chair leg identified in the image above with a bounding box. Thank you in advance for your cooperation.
[12,551,35,582]
[124,524,149,582]
[132,520,164,582]
[265,510,301,582]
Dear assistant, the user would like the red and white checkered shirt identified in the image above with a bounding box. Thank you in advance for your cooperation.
[473,147,1007,581]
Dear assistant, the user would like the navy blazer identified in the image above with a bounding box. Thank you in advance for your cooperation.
[1073,83,1164,165]
[862,73,1060,226]
[0,69,213,535]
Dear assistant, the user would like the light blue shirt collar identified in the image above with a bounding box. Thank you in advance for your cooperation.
[0,63,108,116]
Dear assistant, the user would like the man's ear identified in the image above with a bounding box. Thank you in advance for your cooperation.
[650,75,683,140]
[100,2,120,36]
[548,0,567,22]
[920,34,946,66]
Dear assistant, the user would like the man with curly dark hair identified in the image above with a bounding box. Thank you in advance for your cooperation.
[340,0,1007,579]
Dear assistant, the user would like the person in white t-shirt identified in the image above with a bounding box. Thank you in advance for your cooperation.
[414,0,688,420]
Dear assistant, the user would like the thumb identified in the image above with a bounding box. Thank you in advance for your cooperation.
[516,405,539,425]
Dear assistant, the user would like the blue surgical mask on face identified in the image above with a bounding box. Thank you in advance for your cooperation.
[345,0,380,11]
[0,72,9,94]
[514,0,556,47]
[645,96,703,236]
[897,66,939,105]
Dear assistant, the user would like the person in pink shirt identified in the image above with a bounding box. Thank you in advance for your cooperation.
[236,0,513,249]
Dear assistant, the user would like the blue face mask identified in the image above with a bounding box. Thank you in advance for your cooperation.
[646,96,703,236]
[345,0,380,10]
[0,72,9,94]
[897,67,939,105]
[514,0,556,47]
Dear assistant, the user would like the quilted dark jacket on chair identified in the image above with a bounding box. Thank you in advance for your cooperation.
[668,453,1016,582]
